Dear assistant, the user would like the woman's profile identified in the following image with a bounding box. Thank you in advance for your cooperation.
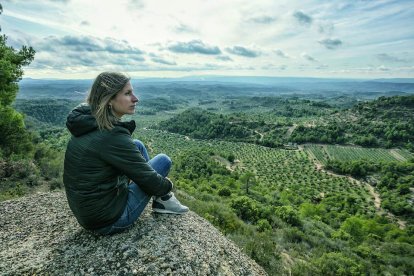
[63,72,188,235]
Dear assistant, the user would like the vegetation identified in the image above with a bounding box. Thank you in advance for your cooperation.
[0,13,35,157]
[135,128,413,275]
[291,96,414,150]
[0,6,64,200]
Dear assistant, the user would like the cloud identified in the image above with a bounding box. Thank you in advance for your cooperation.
[376,53,406,63]
[216,55,233,61]
[29,35,146,70]
[128,0,145,9]
[274,49,289,58]
[378,65,390,71]
[318,38,342,49]
[248,15,277,24]
[226,46,260,58]
[150,57,177,66]
[293,11,312,25]
[318,23,334,35]
[174,23,196,33]
[38,35,145,55]
[262,64,287,70]
[167,40,221,55]
[80,20,90,26]
[301,52,317,62]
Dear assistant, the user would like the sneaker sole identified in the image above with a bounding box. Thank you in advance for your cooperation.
[152,208,188,215]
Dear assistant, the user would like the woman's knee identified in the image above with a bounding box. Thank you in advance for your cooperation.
[133,139,145,148]
[156,153,172,166]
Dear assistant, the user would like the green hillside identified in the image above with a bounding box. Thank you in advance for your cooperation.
[291,95,414,150]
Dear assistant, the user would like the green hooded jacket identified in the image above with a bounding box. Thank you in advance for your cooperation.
[63,104,172,230]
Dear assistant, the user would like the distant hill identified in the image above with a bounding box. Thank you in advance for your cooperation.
[291,95,414,149]
[18,77,414,101]
[157,108,255,141]
[13,99,80,127]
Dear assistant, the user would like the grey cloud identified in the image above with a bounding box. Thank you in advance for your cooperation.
[151,57,177,66]
[376,53,406,63]
[275,49,289,58]
[293,11,312,25]
[174,23,196,33]
[128,0,145,9]
[59,36,102,52]
[378,65,390,71]
[301,53,317,62]
[167,40,221,55]
[216,55,233,61]
[248,16,276,24]
[226,46,260,58]
[262,64,287,70]
[318,38,342,49]
[103,38,144,54]
[80,20,90,26]
[318,23,334,35]
[31,35,146,69]
[38,35,145,55]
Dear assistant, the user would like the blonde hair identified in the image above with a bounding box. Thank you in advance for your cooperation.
[87,72,130,130]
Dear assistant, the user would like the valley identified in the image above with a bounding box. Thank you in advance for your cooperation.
[2,79,414,275]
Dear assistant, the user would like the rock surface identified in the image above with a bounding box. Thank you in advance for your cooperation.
[0,192,266,275]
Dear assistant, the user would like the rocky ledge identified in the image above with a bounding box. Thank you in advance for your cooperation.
[0,192,266,275]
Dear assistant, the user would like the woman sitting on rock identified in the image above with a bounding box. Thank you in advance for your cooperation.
[63,72,188,235]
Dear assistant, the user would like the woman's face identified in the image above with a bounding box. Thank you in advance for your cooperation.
[110,81,139,118]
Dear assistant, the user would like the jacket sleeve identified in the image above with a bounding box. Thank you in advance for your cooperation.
[98,129,172,196]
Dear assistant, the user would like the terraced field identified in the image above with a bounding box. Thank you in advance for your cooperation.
[304,144,413,165]
[136,129,375,214]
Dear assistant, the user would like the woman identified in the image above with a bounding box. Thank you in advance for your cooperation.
[63,72,188,235]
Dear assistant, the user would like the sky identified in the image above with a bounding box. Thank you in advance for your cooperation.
[1,0,414,79]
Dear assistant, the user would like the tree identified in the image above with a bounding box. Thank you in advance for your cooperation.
[240,171,256,195]
[0,5,35,156]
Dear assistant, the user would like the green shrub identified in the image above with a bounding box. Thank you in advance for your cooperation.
[218,187,231,197]
[275,205,302,226]
[311,252,366,276]
[231,196,261,223]
[257,219,272,232]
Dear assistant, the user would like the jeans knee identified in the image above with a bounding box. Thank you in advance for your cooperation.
[157,153,172,166]
[133,139,145,148]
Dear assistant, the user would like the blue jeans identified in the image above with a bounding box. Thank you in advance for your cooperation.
[94,139,172,235]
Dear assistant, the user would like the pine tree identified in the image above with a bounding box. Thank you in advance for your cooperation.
[0,3,36,156]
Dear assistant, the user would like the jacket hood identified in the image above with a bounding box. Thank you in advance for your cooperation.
[66,103,136,137]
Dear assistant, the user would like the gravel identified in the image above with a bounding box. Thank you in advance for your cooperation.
[0,192,266,275]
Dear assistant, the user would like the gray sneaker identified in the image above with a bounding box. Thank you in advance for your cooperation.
[152,192,189,214]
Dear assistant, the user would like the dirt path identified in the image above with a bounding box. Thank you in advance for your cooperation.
[285,124,297,139]
[254,130,264,142]
[212,155,243,172]
[365,183,381,210]
[303,147,406,229]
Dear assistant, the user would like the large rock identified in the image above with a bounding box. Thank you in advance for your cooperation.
[0,192,266,275]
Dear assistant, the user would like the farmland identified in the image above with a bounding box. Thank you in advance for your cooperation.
[305,144,413,165]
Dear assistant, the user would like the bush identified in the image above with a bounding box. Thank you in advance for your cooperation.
[231,196,261,223]
[218,187,231,197]
[257,219,272,232]
[275,205,302,226]
[312,252,366,276]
